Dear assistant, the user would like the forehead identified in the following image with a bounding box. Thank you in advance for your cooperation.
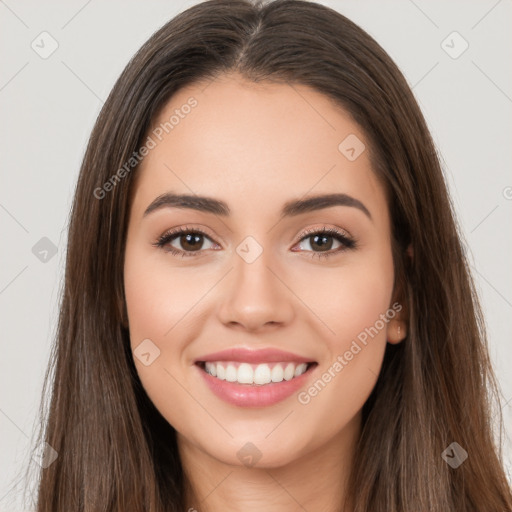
[131,73,387,225]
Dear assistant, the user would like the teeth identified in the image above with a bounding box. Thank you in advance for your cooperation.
[294,364,307,377]
[284,363,295,381]
[205,362,217,377]
[216,363,225,380]
[254,364,271,385]
[203,361,309,385]
[238,363,253,384]
[225,364,237,382]
[271,364,284,382]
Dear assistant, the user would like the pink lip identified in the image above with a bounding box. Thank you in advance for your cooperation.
[194,347,315,364]
[196,362,317,408]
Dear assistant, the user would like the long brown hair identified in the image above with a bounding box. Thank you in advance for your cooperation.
[31,0,512,510]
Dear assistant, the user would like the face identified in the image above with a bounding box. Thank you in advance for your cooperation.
[124,73,402,469]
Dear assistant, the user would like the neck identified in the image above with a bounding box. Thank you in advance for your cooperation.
[178,413,360,512]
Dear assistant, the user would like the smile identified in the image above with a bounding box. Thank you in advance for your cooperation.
[195,360,318,408]
[199,361,311,385]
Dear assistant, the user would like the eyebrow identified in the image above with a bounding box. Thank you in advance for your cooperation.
[143,192,372,221]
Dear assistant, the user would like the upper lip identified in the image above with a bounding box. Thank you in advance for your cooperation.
[195,347,315,364]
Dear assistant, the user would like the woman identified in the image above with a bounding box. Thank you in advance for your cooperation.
[33,0,512,510]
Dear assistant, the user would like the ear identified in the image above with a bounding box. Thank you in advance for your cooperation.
[386,318,407,344]
[386,243,412,344]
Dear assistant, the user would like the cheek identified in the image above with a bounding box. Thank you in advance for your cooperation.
[124,248,207,347]
[291,243,395,353]
[123,247,207,428]
[294,243,395,430]
[332,261,394,346]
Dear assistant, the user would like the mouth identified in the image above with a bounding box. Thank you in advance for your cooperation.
[193,347,318,407]
[195,360,318,386]
[195,359,319,408]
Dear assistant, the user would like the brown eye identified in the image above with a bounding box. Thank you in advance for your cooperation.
[308,233,335,252]
[293,227,357,260]
[154,228,217,257]
[176,233,205,252]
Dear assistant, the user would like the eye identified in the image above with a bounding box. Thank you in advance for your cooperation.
[153,225,357,259]
[293,227,357,260]
[152,226,218,257]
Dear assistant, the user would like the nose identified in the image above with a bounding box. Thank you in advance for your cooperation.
[217,249,295,332]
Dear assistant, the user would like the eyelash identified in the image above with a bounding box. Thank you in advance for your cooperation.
[152,225,357,260]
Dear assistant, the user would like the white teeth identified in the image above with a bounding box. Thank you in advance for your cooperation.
[271,364,284,382]
[237,363,253,384]
[225,364,237,382]
[294,363,308,377]
[216,363,226,380]
[205,362,217,377]
[284,363,295,381]
[203,361,310,385]
[254,364,272,385]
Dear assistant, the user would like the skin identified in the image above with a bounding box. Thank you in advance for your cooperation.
[124,72,407,512]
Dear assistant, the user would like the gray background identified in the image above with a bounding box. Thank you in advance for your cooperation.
[1,0,511,509]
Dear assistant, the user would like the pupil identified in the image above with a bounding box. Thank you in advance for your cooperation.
[182,233,202,251]
[312,234,332,251]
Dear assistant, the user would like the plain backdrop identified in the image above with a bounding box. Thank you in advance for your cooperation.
[1,0,511,509]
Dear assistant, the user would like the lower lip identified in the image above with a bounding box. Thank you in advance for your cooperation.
[196,363,317,408]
